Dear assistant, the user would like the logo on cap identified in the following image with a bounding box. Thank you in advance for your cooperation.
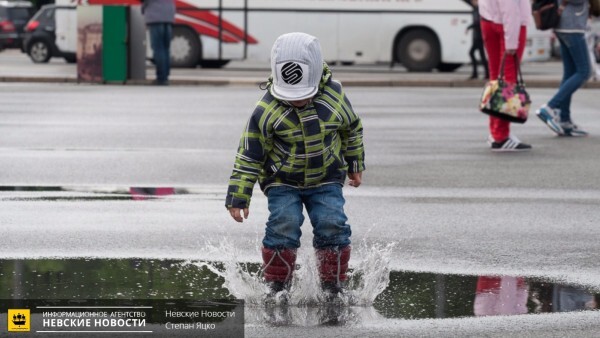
[281,62,303,85]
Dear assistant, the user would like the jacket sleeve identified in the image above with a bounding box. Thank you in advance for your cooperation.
[225,105,272,209]
[338,90,365,174]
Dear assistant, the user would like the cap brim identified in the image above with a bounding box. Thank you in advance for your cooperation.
[270,85,318,101]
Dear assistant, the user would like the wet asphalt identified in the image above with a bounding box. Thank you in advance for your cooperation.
[1,53,600,337]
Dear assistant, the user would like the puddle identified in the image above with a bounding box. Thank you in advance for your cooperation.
[2,259,598,321]
[2,185,599,326]
[0,186,180,201]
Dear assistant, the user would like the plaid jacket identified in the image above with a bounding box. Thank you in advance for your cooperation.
[225,65,365,209]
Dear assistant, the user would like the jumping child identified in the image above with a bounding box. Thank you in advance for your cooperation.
[225,32,365,299]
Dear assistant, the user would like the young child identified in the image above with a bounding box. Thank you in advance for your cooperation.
[225,32,365,299]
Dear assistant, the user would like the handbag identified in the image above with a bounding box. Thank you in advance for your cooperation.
[479,54,531,124]
[532,0,561,31]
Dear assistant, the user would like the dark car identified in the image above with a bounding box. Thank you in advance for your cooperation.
[0,0,34,50]
[22,4,76,63]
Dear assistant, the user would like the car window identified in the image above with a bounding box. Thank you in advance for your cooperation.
[40,8,56,26]
[32,7,55,25]
[0,8,6,19]
[44,8,55,22]
[7,7,32,20]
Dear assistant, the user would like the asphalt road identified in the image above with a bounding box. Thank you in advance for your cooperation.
[1,83,600,337]
[2,82,600,273]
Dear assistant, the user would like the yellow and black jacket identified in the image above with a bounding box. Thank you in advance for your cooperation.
[225,64,365,209]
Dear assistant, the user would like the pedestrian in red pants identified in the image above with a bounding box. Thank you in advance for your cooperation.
[479,0,532,152]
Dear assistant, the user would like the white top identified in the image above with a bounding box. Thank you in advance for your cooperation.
[478,0,532,50]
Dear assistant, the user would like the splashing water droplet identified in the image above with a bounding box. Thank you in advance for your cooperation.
[189,239,397,307]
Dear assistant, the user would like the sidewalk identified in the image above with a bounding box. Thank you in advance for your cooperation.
[2,49,600,88]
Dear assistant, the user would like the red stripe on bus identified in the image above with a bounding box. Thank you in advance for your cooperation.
[175,18,239,43]
[176,0,258,44]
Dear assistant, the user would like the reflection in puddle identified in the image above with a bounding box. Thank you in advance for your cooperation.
[0,186,181,201]
[2,259,598,323]
[129,187,175,200]
[246,304,384,327]
[474,276,528,316]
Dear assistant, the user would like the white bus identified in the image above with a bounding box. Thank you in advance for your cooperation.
[52,0,552,71]
[171,0,474,72]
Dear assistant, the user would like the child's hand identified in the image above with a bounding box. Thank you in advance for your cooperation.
[348,172,362,188]
[228,207,250,223]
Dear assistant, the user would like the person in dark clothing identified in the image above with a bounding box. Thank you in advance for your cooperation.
[142,0,176,86]
[466,0,489,80]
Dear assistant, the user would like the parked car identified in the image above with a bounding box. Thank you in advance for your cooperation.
[0,0,34,50]
[22,4,76,63]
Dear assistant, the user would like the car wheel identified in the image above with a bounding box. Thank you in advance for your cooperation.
[28,40,51,63]
[395,29,440,72]
[170,26,201,68]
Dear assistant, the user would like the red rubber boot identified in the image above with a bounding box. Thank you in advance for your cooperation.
[316,245,351,295]
[261,247,297,294]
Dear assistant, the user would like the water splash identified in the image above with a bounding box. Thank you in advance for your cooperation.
[190,239,397,307]
[347,240,396,305]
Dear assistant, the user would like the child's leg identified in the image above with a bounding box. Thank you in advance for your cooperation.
[262,186,303,286]
[263,186,304,249]
[303,184,351,289]
[303,185,351,249]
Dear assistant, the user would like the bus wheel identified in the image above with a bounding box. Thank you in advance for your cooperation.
[171,26,201,68]
[396,29,440,72]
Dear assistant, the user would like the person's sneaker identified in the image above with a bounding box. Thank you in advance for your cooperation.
[536,105,564,135]
[560,121,588,137]
[488,135,532,152]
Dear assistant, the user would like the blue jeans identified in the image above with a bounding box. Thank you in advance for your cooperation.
[148,23,172,83]
[549,32,591,122]
[262,185,352,250]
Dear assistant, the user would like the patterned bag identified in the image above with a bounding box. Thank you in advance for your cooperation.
[479,54,531,124]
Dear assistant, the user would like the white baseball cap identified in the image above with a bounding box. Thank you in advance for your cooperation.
[270,32,323,101]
